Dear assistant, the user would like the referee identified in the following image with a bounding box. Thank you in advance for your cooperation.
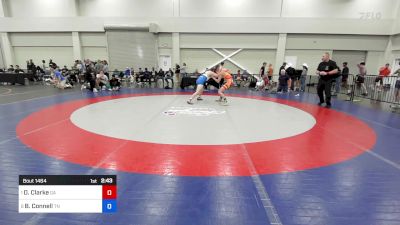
[316,52,339,108]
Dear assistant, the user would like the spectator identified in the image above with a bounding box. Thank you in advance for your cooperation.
[356,62,368,96]
[61,65,69,75]
[112,69,121,79]
[267,63,273,82]
[157,68,164,77]
[375,63,391,91]
[96,70,110,91]
[26,60,30,71]
[194,69,200,76]
[94,60,104,74]
[181,63,187,77]
[49,59,57,69]
[130,67,134,75]
[36,66,45,74]
[165,68,173,89]
[278,69,289,93]
[124,67,131,79]
[259,62,267,78]
[156,68,164,87]
[144,68,152,86]
[285,63,296,91]
[391,64,400,108]
[235,70,242,87]
[128,68,135,83]
[7,65,14,72]
[103,60,109,77]
[79,60,85,73]
[241,69,250,81]
[110,75,121,91]
[279,62,287,73]
[341,62,350,94]
[333,64,342,96]
[81,67,96,92]
[175,63,181,85]
[84,59,93,71]
[300,63,308,92]
[41,60,47,71]
[54,68,68,89]
[316,52,339,108]
[27,59,35,72]
[14,65,24,74]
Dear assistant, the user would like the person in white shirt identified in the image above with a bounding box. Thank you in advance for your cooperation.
[96,70,111,91]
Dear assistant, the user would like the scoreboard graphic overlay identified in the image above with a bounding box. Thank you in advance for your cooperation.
[19,175,117,213]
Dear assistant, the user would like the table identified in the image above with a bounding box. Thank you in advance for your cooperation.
[0,73,34,85]
[180,76,197,89]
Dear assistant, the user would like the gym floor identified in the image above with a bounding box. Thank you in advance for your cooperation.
[1,85,399,225]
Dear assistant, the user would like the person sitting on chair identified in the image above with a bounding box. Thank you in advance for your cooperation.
[14,65,24,74]
[164,68,173,89]
[7,65,14,72]
[96,70,111,91]
[110,75,121,91]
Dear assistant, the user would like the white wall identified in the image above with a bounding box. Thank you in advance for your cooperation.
[0,44,4,68]
[180,48,276,74]
[0,17,394,35]
[332,50,367,75]
[8,0,394,19]
[78,0,173,17]
[80,32,106,46]
[158,33,172,69]
[180,49,218,73]
[10,33,72,46]
[366,51,385,75]
[180,33,278,49]
[13,46,73,68]
[179,33,278,73]
[230,49,276,74]
[82,47,107,61]
[0,0,397,34]
[392,34,400,50]
[285,35,391,73]
[158,33,172,49]
[80,32,108,61]
[286,34,389,51]
[6,0,77,17]
[179,0,282,17]
[9,32,74,68]
[284,50,333,73]
[282,0,398,19]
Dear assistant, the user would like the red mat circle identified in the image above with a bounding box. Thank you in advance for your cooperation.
[16,93,376,176]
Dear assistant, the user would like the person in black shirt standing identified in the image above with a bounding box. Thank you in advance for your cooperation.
[341,62,350,94]
[259,62,266,77]
[316,52,338,108]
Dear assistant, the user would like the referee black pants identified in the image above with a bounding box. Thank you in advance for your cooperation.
[317,78,333,105]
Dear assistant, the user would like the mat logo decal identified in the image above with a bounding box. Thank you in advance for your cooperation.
[163,106,226,116]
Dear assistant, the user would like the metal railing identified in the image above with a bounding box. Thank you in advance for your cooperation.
[302,74,399,104]
[220,73,400,105]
